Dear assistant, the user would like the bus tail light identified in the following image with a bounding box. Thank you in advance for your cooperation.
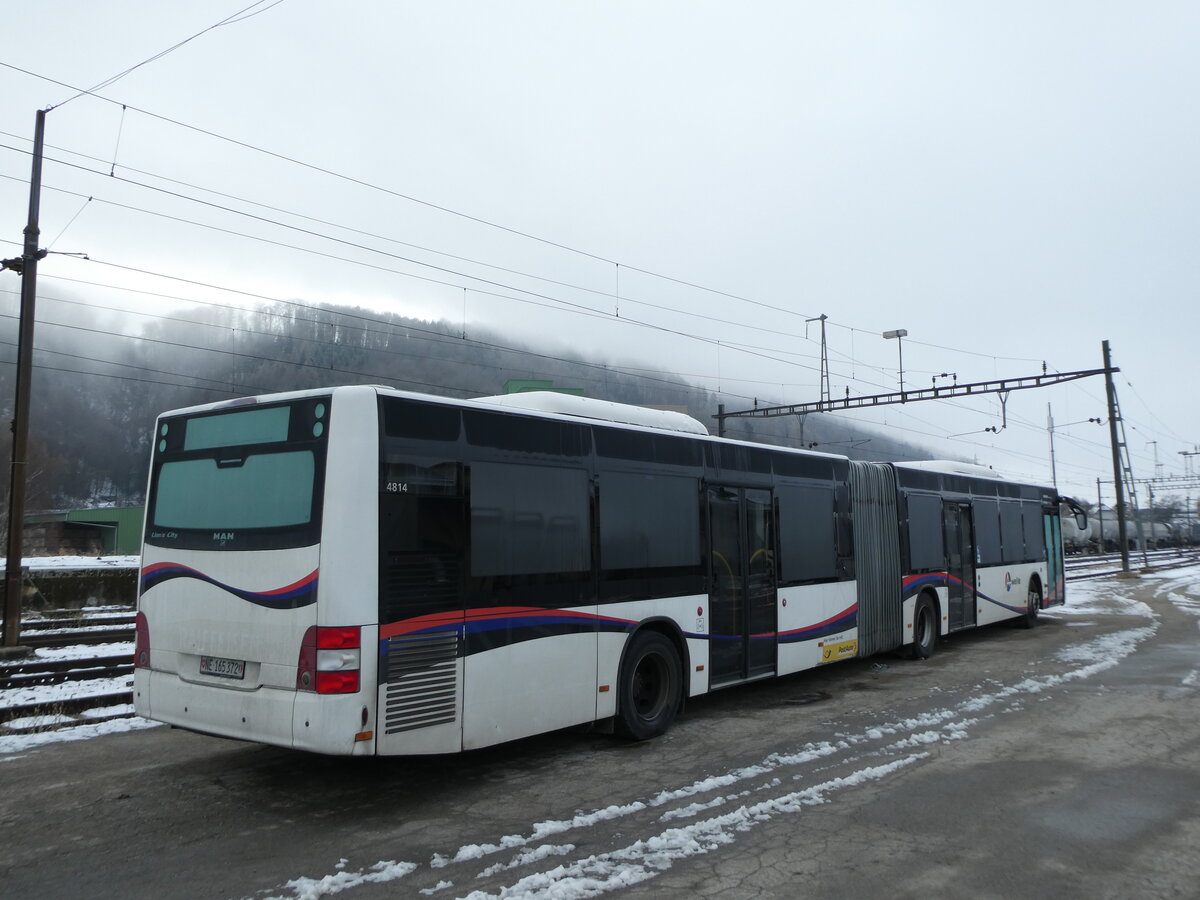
[297,626,361,694]
[134,611,151,669]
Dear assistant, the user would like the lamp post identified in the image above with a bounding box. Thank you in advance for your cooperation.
[882,329,908,398]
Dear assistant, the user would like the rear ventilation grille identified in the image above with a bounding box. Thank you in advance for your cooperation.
[383,630,459,734]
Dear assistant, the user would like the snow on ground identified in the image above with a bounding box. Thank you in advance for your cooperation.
[25,622,133,636]
[4,641,135,663]
[0,715,160,759]
[0,674,133,710]
[0,637,143,756]
[258,572,1194,900]
[3,569,1198,898]
[0,555,140,570]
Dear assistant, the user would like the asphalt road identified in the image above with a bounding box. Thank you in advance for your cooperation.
[2,570,1198,900]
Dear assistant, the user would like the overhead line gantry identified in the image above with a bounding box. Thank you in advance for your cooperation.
[714,366,1113,432]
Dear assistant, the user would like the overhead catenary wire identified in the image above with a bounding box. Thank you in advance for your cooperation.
[0,270,753,408]
[49,0,290,108]
[2,63,1049,371]
[0,67,1186,489]
[0,150,846,372]
[0,174,838,385]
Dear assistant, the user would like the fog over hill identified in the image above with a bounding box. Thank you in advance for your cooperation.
[2,288,948,512]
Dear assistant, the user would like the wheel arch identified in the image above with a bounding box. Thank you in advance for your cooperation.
[619,617,690,710]
[917,586,942,635]
[1028,571,1044,602]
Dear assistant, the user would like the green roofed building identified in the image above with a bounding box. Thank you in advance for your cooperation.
[25,507,145,557]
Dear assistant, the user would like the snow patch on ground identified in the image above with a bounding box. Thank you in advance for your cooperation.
[0,555,139,570]
[265,610,1161,900]
[0,674,132,710]
[1047,579,1154,619]
[265,861,418,900]
[476,844,577,879]
[455,755,929,900]
[0,641,134,669]
[0,716,160,755]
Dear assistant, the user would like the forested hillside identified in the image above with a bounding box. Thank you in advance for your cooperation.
[1,285,941,513]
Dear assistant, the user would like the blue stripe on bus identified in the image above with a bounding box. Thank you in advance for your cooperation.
[140,562,319,610]
[902,571,1027,614]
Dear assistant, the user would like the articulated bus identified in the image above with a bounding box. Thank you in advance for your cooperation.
[134,385,1082,755]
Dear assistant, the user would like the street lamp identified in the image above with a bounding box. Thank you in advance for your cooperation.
[882,329,908,398]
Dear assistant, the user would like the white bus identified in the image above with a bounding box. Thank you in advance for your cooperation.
[134,385,1080,755]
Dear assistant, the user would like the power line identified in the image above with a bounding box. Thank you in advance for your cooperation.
[2,62,1050,373]
[0,61,619,267]
[50,1,290,107]
[30,266,745,402]
[0,169,835,382]
[0,145,856,376]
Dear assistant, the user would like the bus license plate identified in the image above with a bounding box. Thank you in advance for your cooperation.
[199,655,245,680]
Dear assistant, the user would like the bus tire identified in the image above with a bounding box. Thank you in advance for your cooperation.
[1018,580,1042,629]
[615,630,682,741]
[910,594,938,659]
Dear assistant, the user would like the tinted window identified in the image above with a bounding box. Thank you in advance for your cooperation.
[379,462,465,622]
[778,483,836,583]
[713,443,773,475]
[906,493,945,571]
[898,469,940,492]
[146,397,328,551]
[1000,501,1024,563]
[469,462,590,576]
[594,428,702,466]
[975,499,1002,565]
[943,475,971,496]
[1022,502,1046,561]
[155,451,314,530]
[464,410,590,456]
[184,406,291,450]
[835,481,854,578]
[381,397,461,442]
[773,453,834,481]
[600,472,699,570]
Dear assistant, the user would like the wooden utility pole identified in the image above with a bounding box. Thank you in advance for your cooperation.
[2,110,47,650]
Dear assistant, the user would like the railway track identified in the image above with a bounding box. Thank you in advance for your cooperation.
[2,608,137,737]
[0,654,133,689]
[4,551,1200,740]
[17,608,136,648]
[1065,547,1200,580]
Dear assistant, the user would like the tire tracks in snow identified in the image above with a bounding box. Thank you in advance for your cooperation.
[258,594,1160,900]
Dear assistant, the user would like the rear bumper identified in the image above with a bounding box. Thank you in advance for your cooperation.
[134,668,375,755]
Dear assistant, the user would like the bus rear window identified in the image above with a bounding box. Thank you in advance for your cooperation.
[184,406,291,451]
[146,397,328,550]
[154,451,315,530]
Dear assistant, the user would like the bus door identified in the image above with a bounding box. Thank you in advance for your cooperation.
[1043,508,1063,604]
[708,486,776,686]
[944,502,976,630]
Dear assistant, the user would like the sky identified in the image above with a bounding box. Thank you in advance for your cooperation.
[1,1,1198,504]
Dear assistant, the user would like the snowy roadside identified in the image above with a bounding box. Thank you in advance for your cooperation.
[260,576,1181,900]
[0,637,157,756]
[0,555,140,570]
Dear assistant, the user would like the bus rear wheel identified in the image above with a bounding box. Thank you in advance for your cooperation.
[616,630,682,741]
[910,594,937,659]
[1018,582,1042,629]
